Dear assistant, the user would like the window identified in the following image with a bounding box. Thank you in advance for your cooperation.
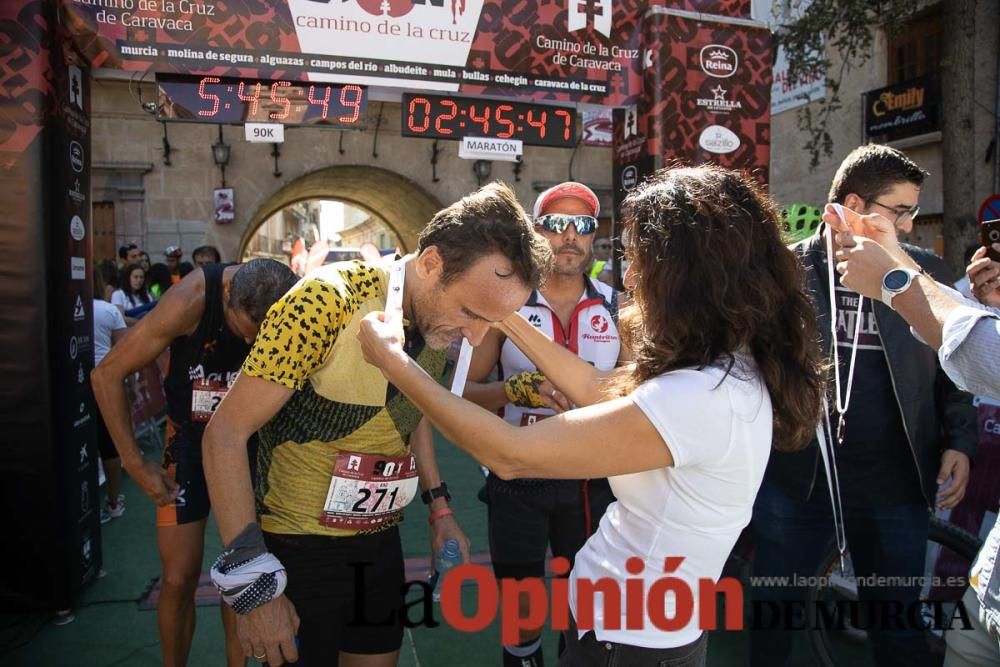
[888,7,942,84]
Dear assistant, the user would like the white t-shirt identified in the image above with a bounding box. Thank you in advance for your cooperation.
[93,299,126,365]
[111,288,153,312]
[569,357,772,648]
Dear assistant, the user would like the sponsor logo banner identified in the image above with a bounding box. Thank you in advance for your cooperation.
[60,0,750,106]
[641,11,772,181]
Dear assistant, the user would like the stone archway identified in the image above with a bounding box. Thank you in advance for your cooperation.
[239,165,442,258]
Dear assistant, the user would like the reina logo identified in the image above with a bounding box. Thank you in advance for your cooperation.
[700,45,738,79]
[590,314,609,334]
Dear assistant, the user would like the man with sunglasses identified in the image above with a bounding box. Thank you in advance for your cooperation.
[464,182,628,667]
[750,144,976,667]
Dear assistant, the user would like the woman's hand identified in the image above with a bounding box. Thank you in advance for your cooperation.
[359,309,408,378]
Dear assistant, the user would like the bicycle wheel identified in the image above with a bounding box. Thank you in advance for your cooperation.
[806,516,983,667]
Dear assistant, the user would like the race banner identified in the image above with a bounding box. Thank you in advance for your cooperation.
[0,0,102,608]
[61,0,751,106]
[641,8,772,181]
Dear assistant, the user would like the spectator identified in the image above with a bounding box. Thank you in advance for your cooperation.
[147,263,173,299]
[92,266,127,522]
[178,261,195,279]
[112,263,153,312]
[99,259,119,302]
[118,243,140,269]
[589,236,612,280]
[827,205,1000,667]
[750,144,977,667]
[139,250,151,273]
[164,245,183,284]
[192,245,222,267]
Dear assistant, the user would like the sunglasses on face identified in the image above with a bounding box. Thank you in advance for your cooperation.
[535,214,598,235]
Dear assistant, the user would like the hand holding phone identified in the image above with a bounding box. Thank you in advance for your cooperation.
[980,219,1000,262]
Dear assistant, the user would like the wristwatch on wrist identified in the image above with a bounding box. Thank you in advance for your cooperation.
[421,482,450,505]
[881,267,921,309]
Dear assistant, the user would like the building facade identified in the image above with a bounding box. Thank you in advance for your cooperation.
[768,1,999,260]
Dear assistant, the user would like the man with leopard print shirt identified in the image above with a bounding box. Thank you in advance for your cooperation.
[203,182,552,666]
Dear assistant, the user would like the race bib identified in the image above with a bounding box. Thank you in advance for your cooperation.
[319,451,419,529]
[520,412,551,426]
[191,379,230,422]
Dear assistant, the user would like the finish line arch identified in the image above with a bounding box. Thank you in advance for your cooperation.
[240,165,443,258]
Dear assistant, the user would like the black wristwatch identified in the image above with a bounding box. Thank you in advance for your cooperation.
[421,482,451,505]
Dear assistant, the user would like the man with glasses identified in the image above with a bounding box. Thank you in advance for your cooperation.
[750,144,976,667]
[463,182,628,667]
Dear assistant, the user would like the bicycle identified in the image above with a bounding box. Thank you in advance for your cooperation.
[806,515,982,667]
[727,515,983,667]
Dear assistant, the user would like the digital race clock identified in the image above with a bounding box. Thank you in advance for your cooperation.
[401,93,577,148]
[156,74,368,129]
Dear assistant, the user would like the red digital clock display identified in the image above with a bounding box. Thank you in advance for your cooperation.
[401,93,577,148]
[156,74,367,129]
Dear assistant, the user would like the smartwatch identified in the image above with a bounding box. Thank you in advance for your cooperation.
[421,482,451,505]
[881,268,920,309]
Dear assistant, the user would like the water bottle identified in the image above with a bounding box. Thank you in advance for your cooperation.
[430,539,462,602]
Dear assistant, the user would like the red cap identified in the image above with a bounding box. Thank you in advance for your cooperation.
[532,182,600,219]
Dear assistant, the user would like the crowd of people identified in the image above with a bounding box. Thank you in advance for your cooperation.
[88,144,1000,667]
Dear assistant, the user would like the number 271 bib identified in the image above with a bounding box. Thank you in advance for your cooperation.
[319,451,419,529]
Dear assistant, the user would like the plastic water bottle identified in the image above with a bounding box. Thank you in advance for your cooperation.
[431,539,462,602]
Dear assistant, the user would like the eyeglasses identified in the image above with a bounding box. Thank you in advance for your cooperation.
[868,199,920,225]
[535,214,598,235]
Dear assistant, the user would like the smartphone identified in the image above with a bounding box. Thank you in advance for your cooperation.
[981,219,1000,262]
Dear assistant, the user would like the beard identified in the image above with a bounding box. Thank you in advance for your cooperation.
[552,245,593,276]
[409,288,459,350]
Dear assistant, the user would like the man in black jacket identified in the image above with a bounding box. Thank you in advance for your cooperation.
[750,144,977,667]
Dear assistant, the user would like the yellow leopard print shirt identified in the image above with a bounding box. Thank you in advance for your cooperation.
[242,261,446,537]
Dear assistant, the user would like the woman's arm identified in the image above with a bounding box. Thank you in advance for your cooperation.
[360,315,671,479]
[496,312,624,407]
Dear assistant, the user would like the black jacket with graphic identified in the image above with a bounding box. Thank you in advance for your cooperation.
[766,232,977,507]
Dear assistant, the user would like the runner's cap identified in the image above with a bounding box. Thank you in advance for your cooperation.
[164,246,182,258]
[532,182,600,219]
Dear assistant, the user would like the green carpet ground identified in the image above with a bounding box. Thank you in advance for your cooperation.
[1,429,871,666]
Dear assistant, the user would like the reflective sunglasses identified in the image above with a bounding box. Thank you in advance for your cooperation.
[535,214,598,235]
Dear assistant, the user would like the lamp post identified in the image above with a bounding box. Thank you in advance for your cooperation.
[211,124,231,187]
[473,159,492,187]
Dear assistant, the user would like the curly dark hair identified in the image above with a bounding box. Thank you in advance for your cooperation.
[616,165,825,452]
[417,181,551,289]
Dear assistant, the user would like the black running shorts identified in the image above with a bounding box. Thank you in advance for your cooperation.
[264,526,405,663]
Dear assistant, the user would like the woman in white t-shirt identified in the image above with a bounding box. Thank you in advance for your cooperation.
[111,263,154,313]
[358,166,825,665]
